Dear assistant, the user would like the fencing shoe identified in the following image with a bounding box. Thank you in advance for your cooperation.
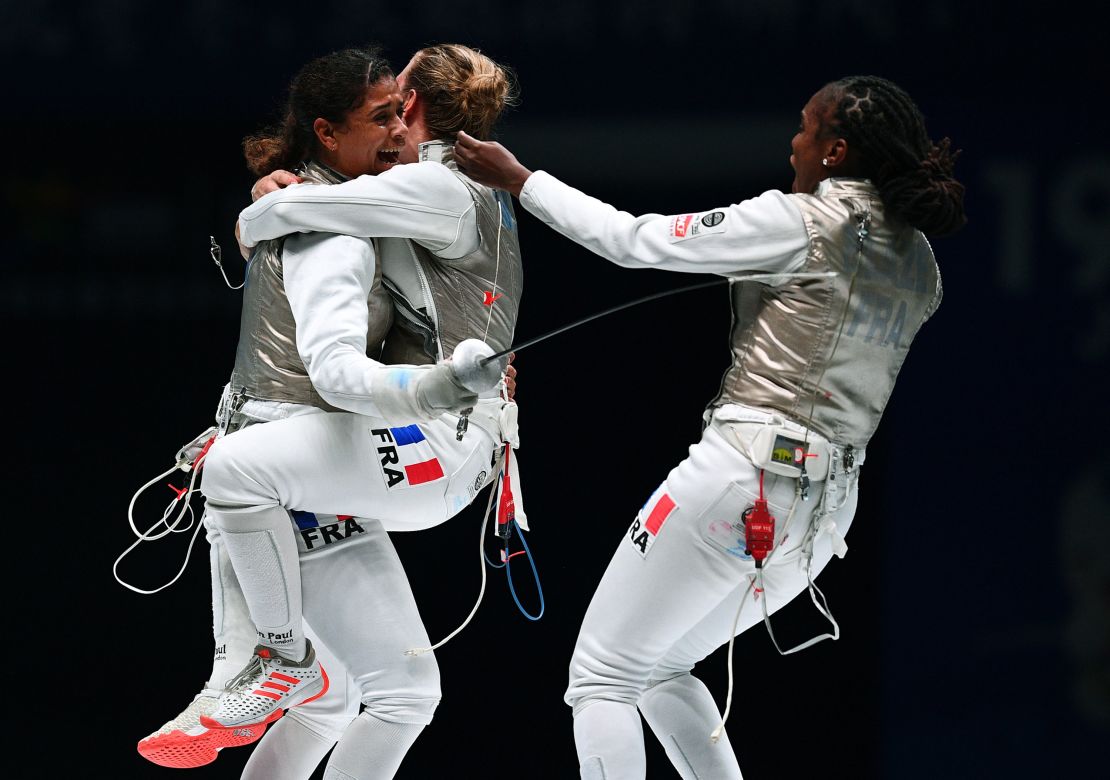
[137,689,270,767]
[200,642,328,731]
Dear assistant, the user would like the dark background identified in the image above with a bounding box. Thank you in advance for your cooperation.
[7,1,1107,778]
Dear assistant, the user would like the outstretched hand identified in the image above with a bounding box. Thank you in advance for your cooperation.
[454,131,533,197]
[251,169,303,201]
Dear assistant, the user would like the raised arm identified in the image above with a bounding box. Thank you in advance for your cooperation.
[239,162,478,259]
[454,131,810,277]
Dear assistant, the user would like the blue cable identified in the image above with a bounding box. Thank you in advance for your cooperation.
[483,547,505,569]
[504,519,545,621]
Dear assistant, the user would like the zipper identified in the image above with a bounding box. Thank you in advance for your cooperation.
[383,277,438,360]
[405,242,443,360]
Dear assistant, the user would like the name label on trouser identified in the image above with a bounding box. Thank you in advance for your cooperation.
[291,511,367,553]
[628,490,676,559]
[371,425,446,490]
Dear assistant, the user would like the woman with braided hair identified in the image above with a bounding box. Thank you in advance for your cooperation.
[455,75,964,779]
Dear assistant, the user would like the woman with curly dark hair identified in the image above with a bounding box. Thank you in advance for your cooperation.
[136,43,522,780]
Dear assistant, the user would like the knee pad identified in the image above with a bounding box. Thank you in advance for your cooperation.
[208,503,300,634]
[216,527,291,629]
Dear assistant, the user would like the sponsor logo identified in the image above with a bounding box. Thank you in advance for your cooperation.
[257,628,294,645]
[473,471,488,492]
[669,211,727,242]
[213,644,227,661]
[232,728,256,738]
[672,214,694,238]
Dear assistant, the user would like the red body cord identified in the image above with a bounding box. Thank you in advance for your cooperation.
[744,469,775,567]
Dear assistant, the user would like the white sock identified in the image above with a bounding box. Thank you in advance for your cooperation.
[241,714,338,780]
[573,700,647,780]
[322,712,425,780]
[206,502,306,660]
[638,675,743,780]
[203,520,260,690]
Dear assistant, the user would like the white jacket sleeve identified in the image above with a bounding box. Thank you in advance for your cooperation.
[239,162,478,259]
[282,232,391,416]
[519,170,810,277]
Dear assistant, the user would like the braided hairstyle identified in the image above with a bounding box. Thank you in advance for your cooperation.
[405,43,519,140]
[243,45,393,176]
[818,76,966,237]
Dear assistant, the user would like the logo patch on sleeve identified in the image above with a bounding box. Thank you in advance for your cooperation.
[667,211,728,243]
[628,489,677,558]
[370,425,446,490]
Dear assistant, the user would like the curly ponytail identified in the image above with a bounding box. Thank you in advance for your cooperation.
[243,45,393,177]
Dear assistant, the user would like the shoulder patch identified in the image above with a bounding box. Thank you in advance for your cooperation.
[668,211,728,243]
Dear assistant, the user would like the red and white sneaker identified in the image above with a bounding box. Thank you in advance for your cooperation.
[200,642,329,731]
[137,690,270,768]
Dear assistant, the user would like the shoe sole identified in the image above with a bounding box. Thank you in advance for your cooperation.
[137,718,273,768]
[199,664,330,732]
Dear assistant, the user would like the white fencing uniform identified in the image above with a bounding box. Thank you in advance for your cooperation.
[207,403,366,778]
[204,143,522,779]
[515,171,941,779]
[138,160,388,773]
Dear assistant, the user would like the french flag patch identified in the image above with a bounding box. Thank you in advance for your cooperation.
[370,425,445,490]
[290,511,354,530]
[628,485,676,558]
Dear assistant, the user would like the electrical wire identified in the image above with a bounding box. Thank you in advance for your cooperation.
[405,450,503,656]
[504,519,544,621]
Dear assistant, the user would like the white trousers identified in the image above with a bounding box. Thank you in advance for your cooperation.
[208,517,439,780]
[566,416,858,777]
[202,408,497,531]
[198,407,497,770]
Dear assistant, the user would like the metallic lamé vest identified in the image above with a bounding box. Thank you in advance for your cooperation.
[712,178,942,449]
[378,141,522,365]
[228,161,394,410]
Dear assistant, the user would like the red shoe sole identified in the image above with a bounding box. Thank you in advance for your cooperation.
[137,716,274,768]
[196,664,330,736]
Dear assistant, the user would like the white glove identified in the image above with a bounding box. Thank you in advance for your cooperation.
[415,362,481,416]
[368,340,503,422]
[368,363,476,422]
